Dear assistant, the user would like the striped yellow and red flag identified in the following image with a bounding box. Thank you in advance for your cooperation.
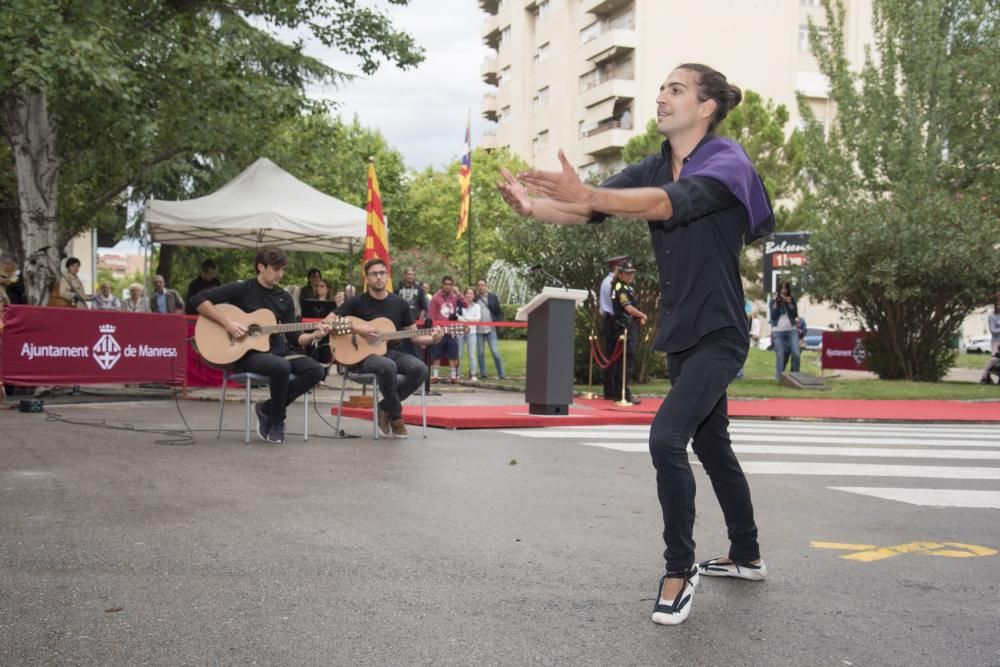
[456,112,472,239]
[363,159,392,291]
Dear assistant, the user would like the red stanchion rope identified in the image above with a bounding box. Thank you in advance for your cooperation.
[589,336,623,369]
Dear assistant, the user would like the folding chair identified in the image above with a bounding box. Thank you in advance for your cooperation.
[217,370,311,443]
[335,368,426,439]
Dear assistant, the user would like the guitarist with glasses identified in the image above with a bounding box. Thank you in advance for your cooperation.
[335,258,444,439]
[192,246,331,444]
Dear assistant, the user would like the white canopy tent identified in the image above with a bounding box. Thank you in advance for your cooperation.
[144,157,367,254]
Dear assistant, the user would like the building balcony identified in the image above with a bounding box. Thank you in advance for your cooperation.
[581,28,636,64]
[481,56,499,85]
[478,0,499,15]
[581,123,631,158]
[481,15,501,49]
[481,93,499,121]
[581,0,632,16]
[479,131,498,150]
[580,76,636,108]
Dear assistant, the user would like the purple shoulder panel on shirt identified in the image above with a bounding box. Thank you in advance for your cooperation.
[680,136,771,232]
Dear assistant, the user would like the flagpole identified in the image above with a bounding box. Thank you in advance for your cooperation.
[466,110,473,287]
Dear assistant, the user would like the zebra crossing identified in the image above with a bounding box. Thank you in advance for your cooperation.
[500,420,1000,508]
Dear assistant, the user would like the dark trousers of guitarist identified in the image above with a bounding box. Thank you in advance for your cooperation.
[351,350,427,421]
[235,352,325,424]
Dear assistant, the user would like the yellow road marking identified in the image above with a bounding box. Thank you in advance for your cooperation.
[811,540,997,561]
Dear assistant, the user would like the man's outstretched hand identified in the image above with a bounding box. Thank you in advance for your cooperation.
[517,150,588,204]
[497,167,533,218]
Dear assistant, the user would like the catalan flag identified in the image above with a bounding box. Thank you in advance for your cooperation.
[364,159,392,291]
[456,112,472,240]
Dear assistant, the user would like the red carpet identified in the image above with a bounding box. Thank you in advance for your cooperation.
[331,396,1000,429]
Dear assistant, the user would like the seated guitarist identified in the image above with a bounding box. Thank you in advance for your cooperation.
[335,258,443,438]
[191,246,332,444]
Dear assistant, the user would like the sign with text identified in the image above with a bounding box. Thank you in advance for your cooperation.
[821,330,870,371]
[762,231,810,294]
[0,305,186,385]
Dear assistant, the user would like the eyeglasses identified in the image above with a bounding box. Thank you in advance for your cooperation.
[367,271,387,277]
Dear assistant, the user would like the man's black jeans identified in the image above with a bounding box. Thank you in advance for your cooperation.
[649,326,760,572]
[350,349,427,419]
[235,351,326,423]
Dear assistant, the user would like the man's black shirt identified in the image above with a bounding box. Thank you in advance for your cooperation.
[394,283,427,322]
[190,279,298,355]
[336,292,415,350]
[186,276,222,313]
[592,137,772,354]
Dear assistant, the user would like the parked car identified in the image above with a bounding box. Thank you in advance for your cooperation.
[758,326,832,352]
[965,335,993,354]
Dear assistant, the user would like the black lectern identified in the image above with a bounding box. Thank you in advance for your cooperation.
[516,287,588,415]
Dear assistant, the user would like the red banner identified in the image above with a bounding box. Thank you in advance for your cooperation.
[0,305,187,385]
[821,330,870,371]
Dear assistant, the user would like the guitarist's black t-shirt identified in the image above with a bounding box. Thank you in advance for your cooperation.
[190,278,298,355]
[335,293,414,350]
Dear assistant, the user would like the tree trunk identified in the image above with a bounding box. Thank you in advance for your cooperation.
[2,91,61,305]
[155,243,174,286]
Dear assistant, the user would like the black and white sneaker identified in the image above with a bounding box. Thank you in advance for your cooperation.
[266,420,285,444]
[697,558,768,581]
[651,567,699,626]
[254,402,271,442]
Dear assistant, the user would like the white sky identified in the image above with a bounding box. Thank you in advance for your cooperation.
[307,0,494,171]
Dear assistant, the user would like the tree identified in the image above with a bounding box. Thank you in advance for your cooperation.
[396,147,531,284]
[1,0,423,303]
[798,0,1000,381]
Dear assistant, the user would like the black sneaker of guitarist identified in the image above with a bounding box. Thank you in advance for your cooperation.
[335,258,444,431]
[192,246,330,442]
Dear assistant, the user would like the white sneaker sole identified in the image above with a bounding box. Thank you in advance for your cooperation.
[698,558,767,581]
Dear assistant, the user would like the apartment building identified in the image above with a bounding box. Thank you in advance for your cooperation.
[479,0,874,175]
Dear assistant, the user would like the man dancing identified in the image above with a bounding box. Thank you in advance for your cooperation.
[498,63,773,626]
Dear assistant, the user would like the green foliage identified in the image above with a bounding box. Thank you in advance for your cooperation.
[396,147,531,285]
[798,0,1000,381]
[0,0,424,253]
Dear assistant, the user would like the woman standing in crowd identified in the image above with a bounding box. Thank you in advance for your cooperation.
[769,282,800,379]
[458,286,481,381]
[92,282,122,310]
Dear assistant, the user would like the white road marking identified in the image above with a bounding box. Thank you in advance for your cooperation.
[830,487,1000,509]
[733,461,1000,480]
[575,443,1000,460]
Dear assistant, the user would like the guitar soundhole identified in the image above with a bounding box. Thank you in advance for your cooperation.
[246,324,262,338]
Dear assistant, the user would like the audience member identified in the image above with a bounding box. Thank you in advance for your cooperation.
[333,290,346,307]
[186,259,221,311]
[0,254,25,306]
[428,275,464,383]
[149,274,185,314]
[458,287,481,381]
[343,284,356,301]
[981,298,1000,384]
[58,257,92,309]
[395,266,428,357]
[474,277,507,380]
[92,282,122,310]
[122,283,149,312]
[300,268,323,305]
[301,278,335,319]
[611,260,647,404]
[769,282,800,379]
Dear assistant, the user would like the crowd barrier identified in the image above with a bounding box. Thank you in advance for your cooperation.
[0,306,528,391]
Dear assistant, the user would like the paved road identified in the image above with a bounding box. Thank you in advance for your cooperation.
[2,401,998,665]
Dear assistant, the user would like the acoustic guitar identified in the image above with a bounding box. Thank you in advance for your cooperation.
[330,315,469,366]
[194,303,350,366]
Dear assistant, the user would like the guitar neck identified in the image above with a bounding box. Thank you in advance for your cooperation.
[260,321,320,336]
[380,327,440,341]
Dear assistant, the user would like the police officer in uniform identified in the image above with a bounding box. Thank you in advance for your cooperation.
[599,255,628,399]
[611,260,647,405]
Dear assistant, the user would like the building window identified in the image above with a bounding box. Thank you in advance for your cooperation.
[580,21,601,45]
[801,0,821,6]
[533,42,550,67]
[499,106,511,124]
[532,86,550,110]
[499,65,511,86]
[500,25,511,44]
[533,130,549,153]
[799,24,828,53]
[536,0,550,20]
